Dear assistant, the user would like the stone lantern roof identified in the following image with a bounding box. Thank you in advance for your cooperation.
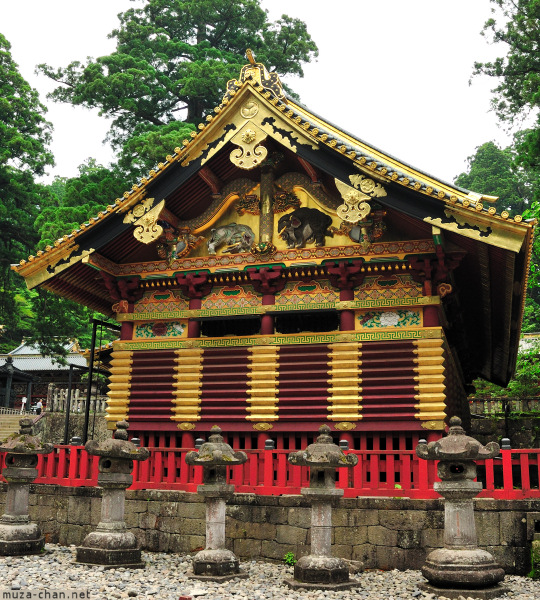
[288,424,358,469]
[84,420,149,461]
[0,418,52,454]
[185,426,247,466]
[416,416,499,462]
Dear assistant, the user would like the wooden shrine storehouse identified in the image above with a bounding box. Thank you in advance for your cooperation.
[14,56,535,453]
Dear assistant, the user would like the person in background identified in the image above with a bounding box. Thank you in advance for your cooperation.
[35,399,43,415]
[20,396,27,414]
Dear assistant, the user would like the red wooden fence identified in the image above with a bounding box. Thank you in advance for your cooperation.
[1,447,539,499]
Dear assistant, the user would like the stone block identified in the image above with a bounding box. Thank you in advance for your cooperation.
[334,525,367,546]
[59,524,86,546]
[139,512,158,530]
[67,496,92,524]
[332,544,352,560]
[367,525,397,547]
[380,510,427,531]
[160,502,179,517]
[287,507,310,528]
[261,539,297,561]
[178,517,205,536]
[29,505,55,522]
[476,512,501,546]
[233,537,262,558]
[422,528,444,548]
[228,518,276,541]
[276,524,307,545]
[397,529,422,549]
[278,495,304,507]
[124,510,139,529]
[227,504,253,522]
[90,497,101,525]
[425,509,444,529]
[376,545,425,570]
[351,543,377,569]
[348,509,379,527]
[159,516,182,534]
[177,502,205,519]
[125,500,149,513]
[499,511,525,546]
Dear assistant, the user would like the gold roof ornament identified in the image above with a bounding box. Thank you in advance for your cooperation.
[223,49,286,104]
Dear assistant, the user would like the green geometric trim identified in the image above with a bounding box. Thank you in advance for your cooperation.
[117,295,440,322]
[115,327,443,350]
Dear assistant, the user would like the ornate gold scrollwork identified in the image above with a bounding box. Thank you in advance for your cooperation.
[177,422,196,431]
[124,199,166,244]
[253,422,273,431]
[230,124,268,170]
[334,422,356,431]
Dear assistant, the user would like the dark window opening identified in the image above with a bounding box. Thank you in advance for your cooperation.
[274,310,339,334]
[200,316,261,337]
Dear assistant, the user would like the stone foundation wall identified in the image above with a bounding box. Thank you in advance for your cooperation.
[0,484,538,575]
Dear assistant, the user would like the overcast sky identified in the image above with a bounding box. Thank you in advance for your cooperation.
[1,0,512,185]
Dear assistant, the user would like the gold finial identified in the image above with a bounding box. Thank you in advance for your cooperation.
[246,48,256,65]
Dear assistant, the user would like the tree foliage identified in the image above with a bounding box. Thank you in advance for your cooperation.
[473,0,540,189]
[38,0,318,154]
[35,159,129,250]
[0,33,54,352]
[455,140,532,214]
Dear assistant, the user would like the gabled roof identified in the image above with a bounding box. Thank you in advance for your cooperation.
[0,339,87,372]
[12,54,536,387]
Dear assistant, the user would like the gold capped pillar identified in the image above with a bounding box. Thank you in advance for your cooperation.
[105,348,133,428]
[413,337,446,430]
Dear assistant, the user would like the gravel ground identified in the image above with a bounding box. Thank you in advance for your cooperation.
[0,545,537,600]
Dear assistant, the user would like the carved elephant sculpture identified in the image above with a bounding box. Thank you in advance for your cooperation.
[207,223,255,255]
[277,207,333,248]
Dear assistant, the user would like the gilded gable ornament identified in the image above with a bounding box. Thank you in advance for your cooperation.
[124,199,166,244]
[230,123,268,170]
[223,49,286,103]
[334,178,387,251]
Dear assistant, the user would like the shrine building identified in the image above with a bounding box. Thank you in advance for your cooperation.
[14,55,535,453]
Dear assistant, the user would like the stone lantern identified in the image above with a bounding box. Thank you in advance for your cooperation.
[416,416,508,599]
[0,418,53,555]
[76,420,149,568]
[286,424,358,590]
[185,425,248,580]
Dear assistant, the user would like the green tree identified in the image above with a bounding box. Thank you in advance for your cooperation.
[35,159,129,250]
[454,136,540,332]
[473,0,540,188]
[0,33,54,352]
[455,141,532,214]
[37,0,318,160]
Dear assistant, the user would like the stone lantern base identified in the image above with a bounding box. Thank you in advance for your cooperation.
[76,528,144,569]
[285,556,358,590]
[421,547,508,599]
[190,548,248,581]
[0,518,44,556]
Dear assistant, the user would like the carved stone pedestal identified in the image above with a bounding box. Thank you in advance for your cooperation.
[285,425,358,590]
[75,421,149,568]
[186,426,248,582]
[0,418,52,555]
[417,417,508,600]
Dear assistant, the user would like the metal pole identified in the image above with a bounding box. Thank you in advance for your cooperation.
[63,365,74,445]
[82,320,98,445]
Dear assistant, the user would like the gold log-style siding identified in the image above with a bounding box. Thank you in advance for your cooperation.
[246,346,279,422]
[413,337,446,429]
[171,348,204,422]
[327,342,363,421]
[105,348,133,426]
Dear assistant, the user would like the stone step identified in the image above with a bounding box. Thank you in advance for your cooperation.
[0,414,24,440]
